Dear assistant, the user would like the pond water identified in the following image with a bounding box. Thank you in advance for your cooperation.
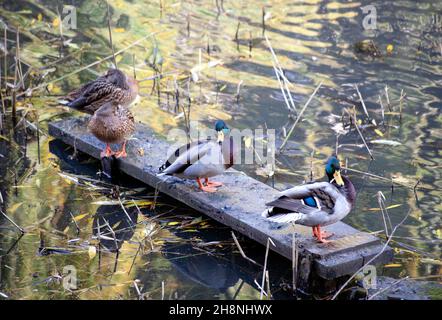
[0,0,441,300]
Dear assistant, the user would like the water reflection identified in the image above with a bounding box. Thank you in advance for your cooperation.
[0,0,441,299]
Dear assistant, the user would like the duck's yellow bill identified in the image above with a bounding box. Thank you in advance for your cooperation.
[333,170,344,186]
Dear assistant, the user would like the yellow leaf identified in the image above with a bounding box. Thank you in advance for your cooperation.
[167,222,180,226]
[374,129,384,137]
[386,44,394,54]
[53,17,60,28]
[357,119,362,125]
[368,204,402,211]
[386,204,402,210]
[8,202,23,214]
[73,213,89,222]
[88,246,97,259]
[114,28,126,33]
[384,263,401,268]
[37,13,43,22]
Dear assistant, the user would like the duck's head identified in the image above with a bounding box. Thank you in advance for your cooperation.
[325,155,344,186]
[105,68,129,89]
[215,120,230,143]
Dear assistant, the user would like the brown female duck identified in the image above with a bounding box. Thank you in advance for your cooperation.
[63,68,139,158]
[88,101,135,158]
[65,68,139,114]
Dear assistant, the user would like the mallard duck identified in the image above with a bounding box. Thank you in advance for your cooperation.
[64,68,139,114]
[158,120,234,192]
[354,40,382,57]
[62,68,139,158]
[87,101,135,158]
[262,156,356,243]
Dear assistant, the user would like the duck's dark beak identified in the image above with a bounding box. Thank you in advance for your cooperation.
[333,170,344,186]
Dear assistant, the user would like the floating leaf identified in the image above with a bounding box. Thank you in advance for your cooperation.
[52,18,60,28]
[73,213,89,222]
[368,204,402,211]
[384,263,401,268]
[37,13,43,22]
[114,28,126,33]
[88,246,97,260]
[167,221,180,226]
[374,129,384,137]
[371,139,402,146]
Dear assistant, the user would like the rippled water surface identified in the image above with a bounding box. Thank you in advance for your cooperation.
[0,0,441,299]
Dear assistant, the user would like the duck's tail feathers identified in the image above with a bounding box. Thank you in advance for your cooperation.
[261,207,272,218]
[66,97,87,110]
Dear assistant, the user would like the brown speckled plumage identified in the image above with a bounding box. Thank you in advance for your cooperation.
[65,69,139,114]
[88,102,135,145]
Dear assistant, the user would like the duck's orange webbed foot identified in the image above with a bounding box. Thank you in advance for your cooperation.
[115,141,128,158]
[100,144,114,158]
[312,226,333,243]
[197,178,217,193]
[204,178,223,187]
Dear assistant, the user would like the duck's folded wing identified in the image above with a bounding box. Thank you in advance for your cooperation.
[159,139,213,175]
[266,196,318,215]
[67,80,121,114]
[269,182,342,214]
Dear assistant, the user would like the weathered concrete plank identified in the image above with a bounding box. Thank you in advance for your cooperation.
[48,117,393,280]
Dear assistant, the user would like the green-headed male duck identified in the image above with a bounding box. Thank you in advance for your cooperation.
[158,120,235,193]
[262,155,356,243]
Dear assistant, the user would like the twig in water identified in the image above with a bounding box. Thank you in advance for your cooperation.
[106,0,117,68]
[354,84,370,119]
[133,280,143,300]
[248,31,252,58]
[262,7,266,37]
[377,191,392,237]
[398,89,406,122]
[384,85,391,110]
[69,211,80,235]
[346,107,374,160]
[3,26,7,92]
[128,242,142,275]
[231,231,262,267]
[235,80,243,104]
[279,81,323,153]
[260,237,276,300]
[234,21,240,50]
[118,197,135,229]
[265,35,297,113]
[186,14,190,38]
[0,209,25,233]
[378,95,385,123]
[36,112,40,164]
[332,209,411,300]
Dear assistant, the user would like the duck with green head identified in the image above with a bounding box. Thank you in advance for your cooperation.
[158,120,235,192]
[262,155,356,243]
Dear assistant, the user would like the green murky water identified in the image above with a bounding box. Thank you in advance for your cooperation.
[0,0,441,300]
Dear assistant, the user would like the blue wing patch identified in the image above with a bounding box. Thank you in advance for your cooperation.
[302,196,317,208]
